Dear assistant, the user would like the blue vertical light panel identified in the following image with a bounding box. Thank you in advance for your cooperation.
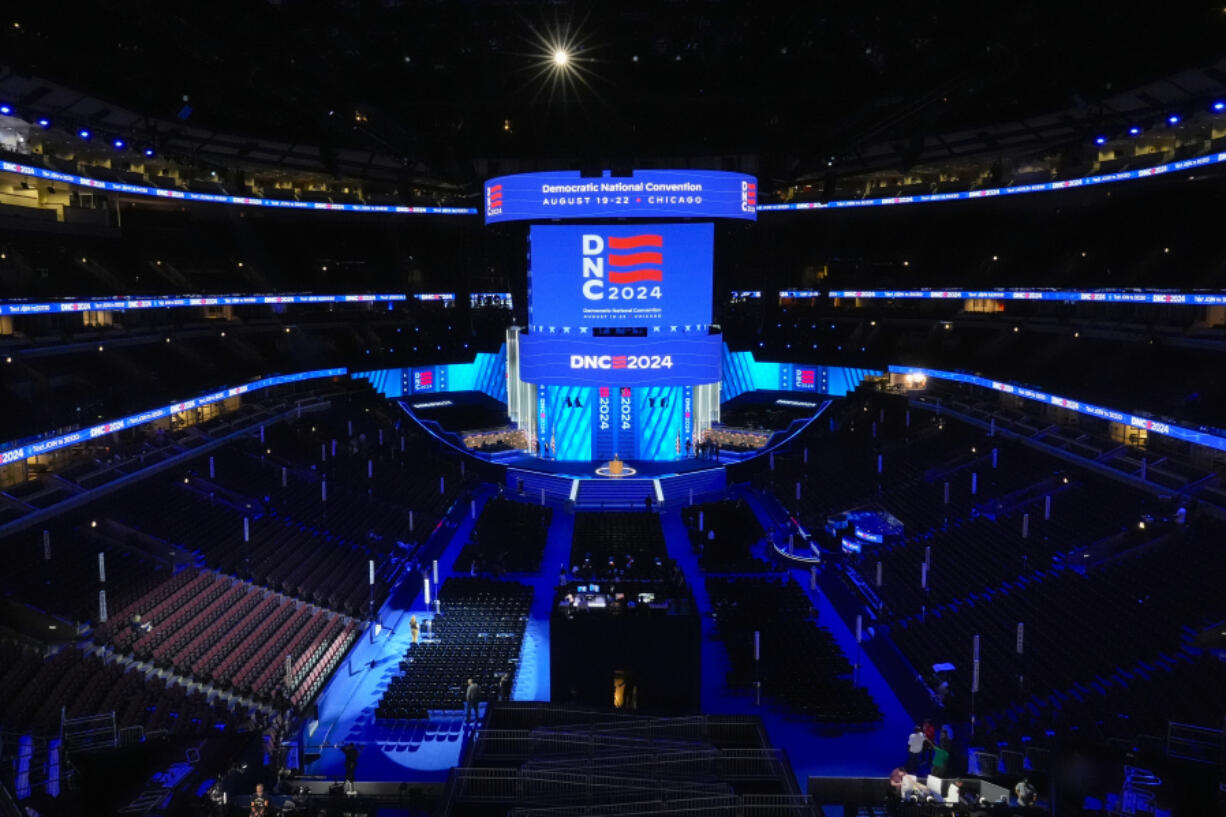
[636,386,684,460]
[541,385,593,460]
[593,387,617,461]
[614,387,636,459]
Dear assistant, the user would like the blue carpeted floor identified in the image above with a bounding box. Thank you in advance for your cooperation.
[660,489,914,785]
[301,487,496,783]
[302,480,913,789]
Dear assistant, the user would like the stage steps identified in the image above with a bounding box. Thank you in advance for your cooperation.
[660,468,726,505]
[506,469,574,504]
[507,465,728,509]
[575,479,657,509]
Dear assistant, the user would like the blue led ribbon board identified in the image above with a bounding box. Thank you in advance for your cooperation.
[485,169,757,223]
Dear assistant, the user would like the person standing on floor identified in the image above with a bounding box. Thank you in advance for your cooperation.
[342,743,361,785]
[906,725,925,772]
[498,672,511,702]
[409,615,420,645]
[922,719,936,765]
[464,678,480,724]
[932,725,952,778]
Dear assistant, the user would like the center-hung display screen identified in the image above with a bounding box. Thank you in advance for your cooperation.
[528,223,714,331]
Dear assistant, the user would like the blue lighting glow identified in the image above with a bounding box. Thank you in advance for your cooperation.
[36,118,50,129]
[0,158,476,216]
[484,169,757,224]
[1213,101,1226,113]
[1167,114,1181,126]
[827,288,1223,304]
[112,138,126,150]
[1094,136,1108,146]
[756,151,1226,213]
[0,104,13,116]
[143,147,155,157]
[1128,126,1142,136]
[0,293,406,315]
[0,367,348,465]
[890,365,1226,454]
[77,128,91,140]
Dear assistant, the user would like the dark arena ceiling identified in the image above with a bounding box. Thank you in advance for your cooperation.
[4,0,1226,179]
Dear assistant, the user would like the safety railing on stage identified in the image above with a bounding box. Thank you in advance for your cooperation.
[540,715,710,740]
[472,729,710,765]
[443,767,521,802]
[716,748,791,780]
[518,769,732,805]
[59,711,116,753]
[479,737,789,781]
[505,795,740,817]
[503,794,816,817]
[442,767,734,806]
[481,705,772,745]
[707,716,774,749]
[522,748,721,780]
[1167,719,1226,767]
[116,725,144,748]
[741,794,820,817]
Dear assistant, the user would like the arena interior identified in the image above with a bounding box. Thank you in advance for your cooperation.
[1,4,1226,816]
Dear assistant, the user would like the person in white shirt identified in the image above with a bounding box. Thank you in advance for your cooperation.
[906,725,926,772]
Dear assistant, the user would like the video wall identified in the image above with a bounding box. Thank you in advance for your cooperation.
[485,169,757,223]
[528,223,714,330]
[519,221,721,394]
[721,347,882,401]
[532,384,691,462]
[352,346,507,402]
[517,333,722,387]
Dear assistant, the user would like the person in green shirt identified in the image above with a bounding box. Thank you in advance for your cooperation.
[932,725,952,777]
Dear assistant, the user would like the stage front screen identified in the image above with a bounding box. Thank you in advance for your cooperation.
[528,223,714,331]
[518,332,722,387]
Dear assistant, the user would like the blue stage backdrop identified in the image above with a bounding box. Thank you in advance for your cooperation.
[721,347,883,401]
[637,386,684,461]
[537,385,594,461]
[354,344,880,463]
[527,384,684,461]
[352,345,507,401]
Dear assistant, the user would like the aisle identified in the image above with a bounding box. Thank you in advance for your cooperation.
[301,485,493,783]
[660,492,914,786]
[511,503,574,702]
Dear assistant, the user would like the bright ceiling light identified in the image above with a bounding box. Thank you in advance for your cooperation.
[524,17,600,106]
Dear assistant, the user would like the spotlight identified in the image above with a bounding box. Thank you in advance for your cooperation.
[552,48,570,67]
[36,117,50,128]
[0,104,12,116]
[1213,101,1225,113]
[1166,114,1181,126]
[1094,136,1107,146]
[78,128,92,140]
[1128,126,1141,136]
[112,138,126,149]
[143,147,155,157]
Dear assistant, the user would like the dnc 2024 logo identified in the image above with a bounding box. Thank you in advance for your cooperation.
[486,184,503,217]
[581,234,664,302]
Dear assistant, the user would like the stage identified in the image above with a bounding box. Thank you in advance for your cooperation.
[498,452,729,479]
[503,456,728,508]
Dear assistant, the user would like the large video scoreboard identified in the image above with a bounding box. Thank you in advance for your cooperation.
[528,223,714,331]
[495,168,749,460]
[521,222,719,387]
[485,169,757,224]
